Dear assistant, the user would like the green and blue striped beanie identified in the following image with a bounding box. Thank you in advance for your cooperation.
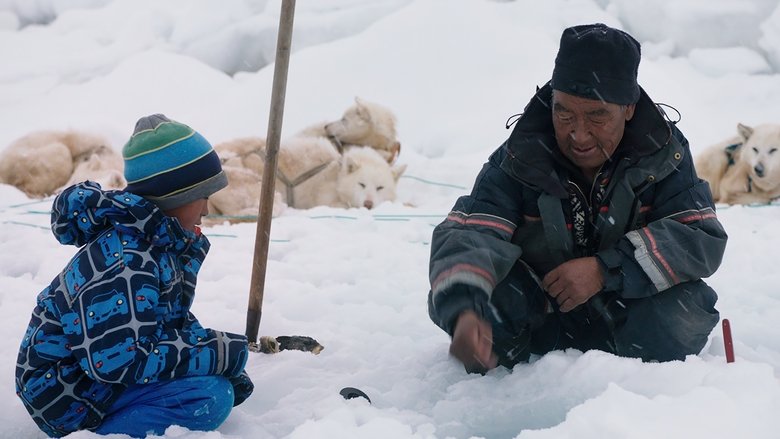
[123,114,227,211]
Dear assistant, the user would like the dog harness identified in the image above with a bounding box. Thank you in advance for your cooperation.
[724,142,753,193]
[277,161,333,207]
[327,134,346,154]
[224,150,335,209]
[724,143,741,166]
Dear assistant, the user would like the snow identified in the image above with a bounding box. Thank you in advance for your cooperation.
[2,0,780,438]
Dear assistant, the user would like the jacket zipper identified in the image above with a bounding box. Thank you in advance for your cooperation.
[568,163,606,224]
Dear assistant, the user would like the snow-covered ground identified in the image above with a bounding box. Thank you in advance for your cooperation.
[1,1,780,438]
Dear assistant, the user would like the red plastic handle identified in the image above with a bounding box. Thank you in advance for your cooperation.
[722,319,734,363]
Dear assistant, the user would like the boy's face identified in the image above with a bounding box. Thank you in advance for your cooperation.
[164,198,209,232]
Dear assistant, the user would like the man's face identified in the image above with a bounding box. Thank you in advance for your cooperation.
[164,198,209,232]
[551,90,635,180]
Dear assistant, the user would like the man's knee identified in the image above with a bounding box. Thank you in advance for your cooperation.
[490,261,548,330]
[613,281,719,362]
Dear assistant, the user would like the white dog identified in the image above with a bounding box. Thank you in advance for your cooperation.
[207,136,407,222]
[0,130,125,198]
[695,123,780,204]
[297,97,401,164]
[65,147,126,191]
[332,146,406,209]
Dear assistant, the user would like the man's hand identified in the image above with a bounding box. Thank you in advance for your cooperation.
[542,257,604,312]
[449,310,498,374]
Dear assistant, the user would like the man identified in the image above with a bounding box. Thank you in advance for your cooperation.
[428,23,727,373]
[15,114,254,437]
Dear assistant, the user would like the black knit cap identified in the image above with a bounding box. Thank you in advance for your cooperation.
[551,23,641,105]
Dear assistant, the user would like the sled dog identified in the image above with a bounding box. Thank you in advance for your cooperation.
[207,136,406,222]
[297,97,401,164]
[0,130,125,198]
[695,123,780,205]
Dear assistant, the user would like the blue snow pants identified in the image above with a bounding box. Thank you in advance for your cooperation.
[95,376,235,437]
[488,261,720,366]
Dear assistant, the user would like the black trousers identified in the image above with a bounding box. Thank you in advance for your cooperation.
[488,261,720,366]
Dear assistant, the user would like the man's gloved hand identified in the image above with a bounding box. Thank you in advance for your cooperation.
[228,371,254,406]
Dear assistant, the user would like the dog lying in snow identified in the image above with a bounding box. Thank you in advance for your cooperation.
[695,123,780,205]
[207,135,407,222]
[297,97,401,164]
[0,130,125,198]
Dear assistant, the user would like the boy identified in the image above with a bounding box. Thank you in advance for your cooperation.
[16,114,254,437]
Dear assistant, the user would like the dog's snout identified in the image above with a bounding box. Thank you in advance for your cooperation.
[754,163,765,178]
[363,200,374,209]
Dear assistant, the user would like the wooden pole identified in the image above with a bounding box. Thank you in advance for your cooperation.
[246,0,296,345]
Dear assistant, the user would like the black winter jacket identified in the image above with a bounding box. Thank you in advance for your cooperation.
[428,83,728,335]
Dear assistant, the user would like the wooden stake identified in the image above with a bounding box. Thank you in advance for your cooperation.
[245,0,296,345]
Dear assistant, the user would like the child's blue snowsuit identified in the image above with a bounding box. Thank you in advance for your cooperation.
[15,182,252,437]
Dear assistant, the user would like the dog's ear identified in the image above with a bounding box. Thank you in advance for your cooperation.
[354,97,372,122]
[391,163,407,182]
[737,123,754,141]
[387,141,401,164]
[343,154,360,174]
[107,170,126,189]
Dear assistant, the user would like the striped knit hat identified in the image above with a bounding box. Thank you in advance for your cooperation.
[123,114,227,211]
